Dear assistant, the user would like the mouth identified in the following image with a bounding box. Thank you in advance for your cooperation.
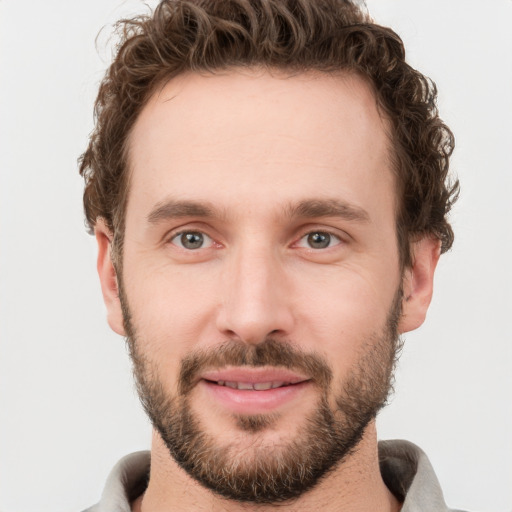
[200,367,309,388]
[198,368,311,414]
[205,380,302,391]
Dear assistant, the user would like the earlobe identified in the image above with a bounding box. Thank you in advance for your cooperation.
[398,237,441,334]
[95,218,126,336]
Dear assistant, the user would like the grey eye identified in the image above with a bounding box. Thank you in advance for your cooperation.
[172,231,212,250]
[307,232,332,249]
[296,230,341,250]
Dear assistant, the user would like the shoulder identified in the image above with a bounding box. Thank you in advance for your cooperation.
[81,451,150,512]
[378,439,468,512]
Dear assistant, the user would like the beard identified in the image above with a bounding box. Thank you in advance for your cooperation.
[119,285,403,504]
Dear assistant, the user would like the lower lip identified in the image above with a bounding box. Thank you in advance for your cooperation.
[200,380,311,415]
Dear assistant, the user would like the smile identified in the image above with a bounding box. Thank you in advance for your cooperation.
[208,380,297,390]
[198,368,312,415]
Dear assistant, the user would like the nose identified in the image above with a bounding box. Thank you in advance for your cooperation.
[216,241,295,345]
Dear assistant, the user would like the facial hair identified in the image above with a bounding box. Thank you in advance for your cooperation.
[120,284,402,504]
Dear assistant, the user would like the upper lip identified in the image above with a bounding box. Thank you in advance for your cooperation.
[200,367,310,386]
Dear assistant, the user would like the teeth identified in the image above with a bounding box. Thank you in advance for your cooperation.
[216,381,290,390]
[253,382,273,391]
[237,382,254,390]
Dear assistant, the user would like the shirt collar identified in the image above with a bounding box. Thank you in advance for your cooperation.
[86,440,453,511]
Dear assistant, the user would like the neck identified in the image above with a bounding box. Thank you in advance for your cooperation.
[132,421,401,512]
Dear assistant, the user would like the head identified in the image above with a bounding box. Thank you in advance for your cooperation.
[80,0,458,504]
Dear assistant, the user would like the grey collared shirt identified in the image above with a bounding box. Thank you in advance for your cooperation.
[83,439,466,512]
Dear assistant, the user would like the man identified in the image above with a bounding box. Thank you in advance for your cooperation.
[79,0,462,510]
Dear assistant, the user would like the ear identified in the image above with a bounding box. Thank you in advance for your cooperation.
[398,237,441,334]
[95,218,126,336]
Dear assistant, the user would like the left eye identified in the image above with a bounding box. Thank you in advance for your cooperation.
[297,231,341,249]
[170,231,213,250]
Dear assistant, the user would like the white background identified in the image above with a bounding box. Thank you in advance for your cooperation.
[0,1,511,511]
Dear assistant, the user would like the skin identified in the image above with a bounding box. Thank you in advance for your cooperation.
[96,69,440,512]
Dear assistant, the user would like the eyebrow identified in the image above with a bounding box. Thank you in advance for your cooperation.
[286,199,370,223]
[147,200,217,224]
[146,197,370,225]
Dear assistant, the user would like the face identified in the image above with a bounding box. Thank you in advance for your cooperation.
[96,69,439,503]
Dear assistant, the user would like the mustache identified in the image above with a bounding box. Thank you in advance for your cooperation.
[178,338,333,395]
[178,338,332,395]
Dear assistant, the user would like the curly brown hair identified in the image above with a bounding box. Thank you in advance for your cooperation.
[79,0,458,267]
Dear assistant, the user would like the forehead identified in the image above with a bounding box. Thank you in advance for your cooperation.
[126,69,394,221]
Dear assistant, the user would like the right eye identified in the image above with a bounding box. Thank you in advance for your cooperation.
[295,230,342,250]
[170,231,213,250]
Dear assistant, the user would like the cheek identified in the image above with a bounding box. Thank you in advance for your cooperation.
[295,264,399,371]
[123,259,220,359]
